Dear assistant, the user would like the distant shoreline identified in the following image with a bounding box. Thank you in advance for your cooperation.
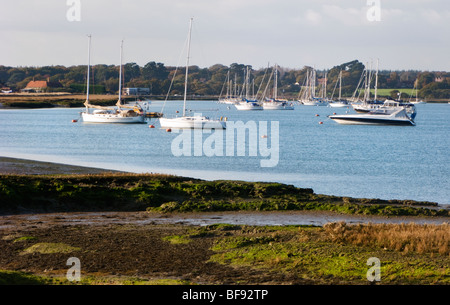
[0,93,449,109]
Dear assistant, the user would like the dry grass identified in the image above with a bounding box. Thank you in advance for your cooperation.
[323,222,449,255]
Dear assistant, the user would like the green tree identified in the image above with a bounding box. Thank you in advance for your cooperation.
[416,72,435,89]
[142,62,168,80]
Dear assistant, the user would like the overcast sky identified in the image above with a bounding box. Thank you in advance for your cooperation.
[1,0,449,71]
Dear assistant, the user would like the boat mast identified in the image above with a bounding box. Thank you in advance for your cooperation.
[85,34,91,112]
[117,40,123,109]
[339,71,342,100]
[274,64,278,100]
[118,40,124,109]
[374,59,379,101]
[364,62,370,102]
[245,66,249,99]
[183,18,193,117]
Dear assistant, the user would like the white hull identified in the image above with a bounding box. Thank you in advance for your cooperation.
[159,116,226,129]
[81,111,145,124]
[329,109,415,126]
[219,98,240,104]
[301,100,328,106]
[234,102,263,111]
[328,102,349,108]
[262,102,294,110]
[330,118,388,125]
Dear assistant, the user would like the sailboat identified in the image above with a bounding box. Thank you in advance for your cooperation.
[81,37,146,124]
[262,64,294,110]
[328,71,349,108]
[234,99,263,110]
[218,71,240,104]
[351,60,384,113]
[409,80,426,104]
[234,66,263,111]
[299,68,327,106]
[159,18,226,129]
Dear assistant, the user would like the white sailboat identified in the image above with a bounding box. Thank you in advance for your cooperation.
[262,64,294,110]
[234,66,263,111]
[351,60,384,113]
[234,100,263,110]
[409,80,426,104]
[299,68,327,106]
[159,18,226,129]
[81,37,145,124]
[218,71,240,104]
[328,71,349,108]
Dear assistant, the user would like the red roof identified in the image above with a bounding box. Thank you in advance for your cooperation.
[25,81,48,89]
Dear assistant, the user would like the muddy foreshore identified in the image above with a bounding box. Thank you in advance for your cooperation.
[0,156,448,287]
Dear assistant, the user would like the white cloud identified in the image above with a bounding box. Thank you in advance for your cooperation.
[325,5,364,25]
[305,9,322,26]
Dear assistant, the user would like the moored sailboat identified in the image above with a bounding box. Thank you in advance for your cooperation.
[234,66,263,111]
[328,71,349,108]
[159,18,226,129]
[299,68,328,106]
[81,38,145,124]
[262,64,294,110]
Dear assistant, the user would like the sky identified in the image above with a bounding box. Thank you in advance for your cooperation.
[1,0,449,71]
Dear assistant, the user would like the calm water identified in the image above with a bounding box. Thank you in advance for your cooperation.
[0,101,449,205]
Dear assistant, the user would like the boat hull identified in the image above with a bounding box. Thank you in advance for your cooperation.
[329,115,415,126]
[328,102,349,108]
[159,117,226,129]
[81,112,146,124]
[234,104,263,111]
[262,103,294,110]
[301,100,328,106]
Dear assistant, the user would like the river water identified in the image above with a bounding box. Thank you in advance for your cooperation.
[0,101,449,205]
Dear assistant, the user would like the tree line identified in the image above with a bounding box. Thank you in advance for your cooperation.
[1,60,449,99]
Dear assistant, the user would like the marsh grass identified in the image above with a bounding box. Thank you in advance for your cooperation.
[13,236,37,243]
[208,223,449,284]
[21,243,81,255]
[323,222,449,255]
[0,173,447,217]
[163,235,192,244]
[0,270,56,285]
[0,270,192,285]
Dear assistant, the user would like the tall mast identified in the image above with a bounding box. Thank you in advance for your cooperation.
[374,59,379,101]
[274,64,278,100]
[183,17,193,117]
[226,70,230,98]
[339,71,342,100]
[86,34,91,109]
[245,66,249,99]
[312,68,316,98]
[118,40,123,107]
[364,62,369,102]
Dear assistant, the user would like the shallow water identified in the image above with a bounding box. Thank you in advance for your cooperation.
[0,211,448,230]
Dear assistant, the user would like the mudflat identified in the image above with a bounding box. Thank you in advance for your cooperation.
[0,157,448,285]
